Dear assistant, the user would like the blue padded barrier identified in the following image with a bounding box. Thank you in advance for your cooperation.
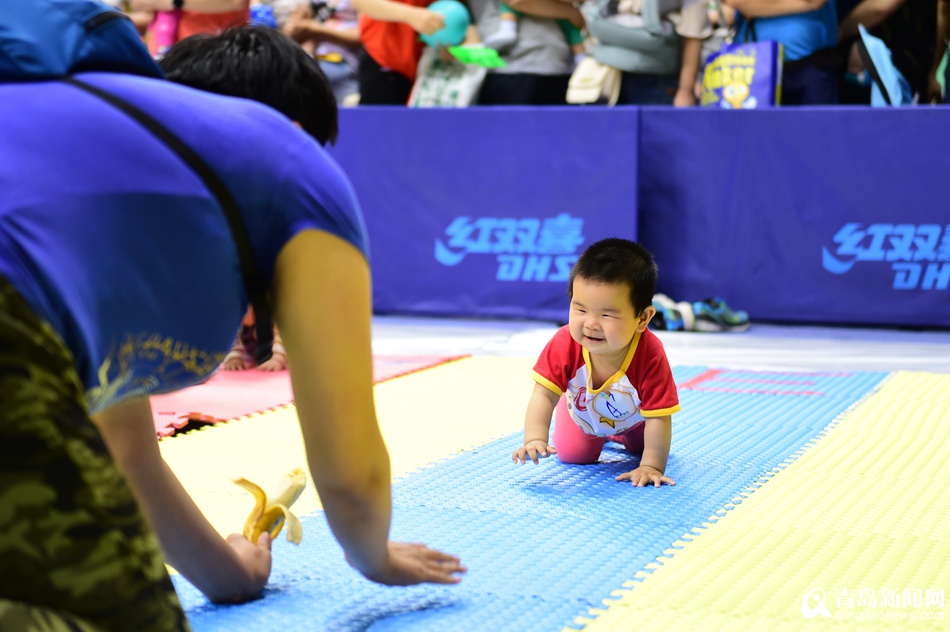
[638,107,950,328]
[330,107,950,327]
[329,108,638,322]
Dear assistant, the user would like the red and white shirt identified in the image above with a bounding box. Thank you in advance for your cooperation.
[532,326,680,436]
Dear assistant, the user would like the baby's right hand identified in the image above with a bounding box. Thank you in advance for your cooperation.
[512,440,557,465]
[222,356,249,371]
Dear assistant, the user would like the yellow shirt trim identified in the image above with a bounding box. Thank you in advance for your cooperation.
[640,404,681,418]
[581,329,641,396]
[531,370,563,397]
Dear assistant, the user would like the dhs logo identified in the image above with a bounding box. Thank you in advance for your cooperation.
[434,214,584,282]
[822,223,950,290]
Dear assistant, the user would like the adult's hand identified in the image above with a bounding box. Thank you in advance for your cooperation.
[927,71,944,103]
[356,541,466,585]
[673,86,698,107]
[216,532,273,603]
[408,7,445,35]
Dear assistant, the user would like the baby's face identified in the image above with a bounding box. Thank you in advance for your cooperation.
[568,278,642,360]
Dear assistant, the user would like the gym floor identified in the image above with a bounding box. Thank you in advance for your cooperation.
[165,316,950,631]
[371,315,950,373]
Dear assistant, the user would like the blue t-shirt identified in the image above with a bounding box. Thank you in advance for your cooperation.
[735,1,837,62]
[0,72,368,413]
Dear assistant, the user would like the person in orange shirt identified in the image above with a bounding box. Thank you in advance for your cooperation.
[352,0,457,104]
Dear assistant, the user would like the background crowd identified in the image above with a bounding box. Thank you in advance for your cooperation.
[108,0,949,107]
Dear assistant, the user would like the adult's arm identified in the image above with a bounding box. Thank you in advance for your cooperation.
[507,0,584,28]
[291,22,363,48]
[838,0,907,41]
[674,37,703,107]
[929,0,950,101]
[273,229,463,585]
[130,0,249,12]
[350,0,445,34]
[463,23,481,44]
[723,0,827,19]
[92,398,271,603]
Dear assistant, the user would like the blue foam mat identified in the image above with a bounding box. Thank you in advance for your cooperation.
[174,367,887,631]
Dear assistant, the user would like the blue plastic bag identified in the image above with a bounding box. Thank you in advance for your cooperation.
[857,24,912,106]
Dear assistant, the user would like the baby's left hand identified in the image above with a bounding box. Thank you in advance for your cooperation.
[256,351,288,372]
[616,466,675,488]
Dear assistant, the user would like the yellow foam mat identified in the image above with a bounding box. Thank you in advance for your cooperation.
[574,372,950,631]
[159,356,532,539]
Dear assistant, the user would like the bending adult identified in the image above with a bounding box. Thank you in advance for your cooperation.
[0,6,464,631]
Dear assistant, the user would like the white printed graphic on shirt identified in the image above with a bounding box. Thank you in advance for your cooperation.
[564,367,644,436]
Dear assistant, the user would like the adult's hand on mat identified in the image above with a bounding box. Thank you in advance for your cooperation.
[356,541,466,585]
[616,466,675,488]
[512,440,557,464]
[218,532,273,603]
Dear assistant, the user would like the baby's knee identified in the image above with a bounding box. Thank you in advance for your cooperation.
[555,447,601,465]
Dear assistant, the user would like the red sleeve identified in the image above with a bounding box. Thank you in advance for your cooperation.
[531,326,580,397]
[629,329,680,417]
[359,0,431,82]
[178,10,250,41]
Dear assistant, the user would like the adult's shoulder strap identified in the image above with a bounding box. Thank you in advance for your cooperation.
[61,76,275,365]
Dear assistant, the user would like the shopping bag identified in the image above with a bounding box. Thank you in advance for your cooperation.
[408,46,487,107]
[700,40,783,109]
[566,56,622,105]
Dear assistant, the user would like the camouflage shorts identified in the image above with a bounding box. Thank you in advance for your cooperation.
[0,277,190,632]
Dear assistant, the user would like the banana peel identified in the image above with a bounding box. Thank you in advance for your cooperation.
[233,468,307,545]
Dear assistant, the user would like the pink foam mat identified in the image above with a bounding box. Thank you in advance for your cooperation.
[151,355,466,438]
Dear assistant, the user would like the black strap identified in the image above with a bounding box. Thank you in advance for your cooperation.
[746,18,757,44]
[62,76,275,364]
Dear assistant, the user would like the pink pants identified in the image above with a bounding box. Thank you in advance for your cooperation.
[551,395,645,464]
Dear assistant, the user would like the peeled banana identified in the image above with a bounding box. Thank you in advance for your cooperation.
[233,468,307,545]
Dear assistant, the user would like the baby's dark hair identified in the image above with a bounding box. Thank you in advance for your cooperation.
[568,238,658,314]
[160,26,338,146]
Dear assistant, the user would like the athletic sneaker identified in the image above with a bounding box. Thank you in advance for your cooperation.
[651,294,686,331]
[692,297,750,332]
[650,308,671,331]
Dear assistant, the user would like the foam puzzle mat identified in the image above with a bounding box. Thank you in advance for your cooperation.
[163,359,950,631]
[151,355,465,437]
